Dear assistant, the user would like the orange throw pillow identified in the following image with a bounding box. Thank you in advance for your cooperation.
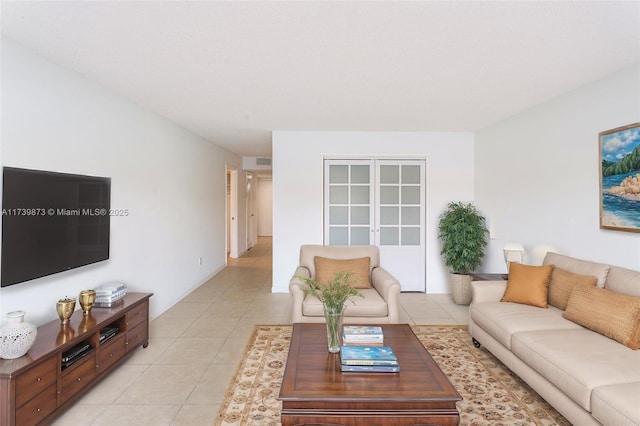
[563,285,640,350]
[547,267,597,310]
[501,263,554,308]
[314,256,372,289]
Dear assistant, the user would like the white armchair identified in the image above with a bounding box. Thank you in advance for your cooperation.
[289,245,401,324]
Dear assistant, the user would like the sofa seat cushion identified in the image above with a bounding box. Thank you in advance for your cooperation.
[511,329,640,411]
[302,288,388,317]
[592,382,640,426]
[470,302,581,349]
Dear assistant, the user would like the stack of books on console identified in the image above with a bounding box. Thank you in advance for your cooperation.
[342,325,384,346]
[340,345,400,373]
[94,283,127,307]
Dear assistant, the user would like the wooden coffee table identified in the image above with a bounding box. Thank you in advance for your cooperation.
[279,323,462,426]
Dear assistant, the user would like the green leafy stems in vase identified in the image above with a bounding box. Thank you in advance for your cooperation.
[296,271,363,353]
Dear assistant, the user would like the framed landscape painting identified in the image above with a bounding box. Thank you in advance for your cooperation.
[599,122,640,233]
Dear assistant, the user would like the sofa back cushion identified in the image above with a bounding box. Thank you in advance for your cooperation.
[605,266,640,297]
[300,245,380,279]
[543,252,610,288]
[547,267,597,310]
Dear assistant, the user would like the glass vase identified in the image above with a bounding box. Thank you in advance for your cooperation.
[323,305,345,353]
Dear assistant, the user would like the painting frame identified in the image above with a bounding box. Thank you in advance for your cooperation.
[599,122,640,233]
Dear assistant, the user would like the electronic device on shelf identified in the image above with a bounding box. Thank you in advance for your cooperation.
[99,327,119,344]
[61,342,92,368]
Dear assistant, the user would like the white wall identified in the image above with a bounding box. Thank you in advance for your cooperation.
[257,178,273,237]
[476,64,640,273]
[272,131,474,293]
[0,37,242,325]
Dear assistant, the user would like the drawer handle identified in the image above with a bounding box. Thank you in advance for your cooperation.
[137,311,142,316]
[37,408,41,413]
[77,377,81,381]
[110,353,114,357]
[36,377,41,382]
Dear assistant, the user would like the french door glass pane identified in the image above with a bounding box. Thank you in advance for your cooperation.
[380,165,399,184]
[351,206,370,224]
[330,206,348,224]
[351,186,370,204]
[351,165,370,184]
[380,186,399,204]
[401,186,420,204]
[401,206,420,225]
[330,165,348,184]
[351,227,370,245]
[380,206,399,225]
[401,165,420,184]
[329,227,348,245]
[330,186,348,204]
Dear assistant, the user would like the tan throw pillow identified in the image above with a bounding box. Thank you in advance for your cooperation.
[314,256,372,289]
[548,267,598,310]
[501,263,554,308]
[563,285,640,350]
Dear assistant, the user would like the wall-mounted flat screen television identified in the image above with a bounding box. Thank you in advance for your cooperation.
[1,167,111,287]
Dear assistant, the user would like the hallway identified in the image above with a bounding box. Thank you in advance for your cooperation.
[52,237,468,425]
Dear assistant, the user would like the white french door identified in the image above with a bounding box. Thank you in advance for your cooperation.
[324,159,426,292]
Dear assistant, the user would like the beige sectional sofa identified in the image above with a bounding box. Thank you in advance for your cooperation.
[469,252,640,426]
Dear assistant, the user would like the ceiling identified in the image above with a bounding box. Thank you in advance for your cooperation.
[1,1,639,158]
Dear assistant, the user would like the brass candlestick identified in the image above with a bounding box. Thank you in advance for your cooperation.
[79,290,97,315]
[56,297,76,325]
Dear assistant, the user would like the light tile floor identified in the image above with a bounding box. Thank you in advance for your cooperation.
[52,237,468,426]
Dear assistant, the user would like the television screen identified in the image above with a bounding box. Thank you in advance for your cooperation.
[1,167,111,287]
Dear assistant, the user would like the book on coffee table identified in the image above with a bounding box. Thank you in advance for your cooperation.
[343,325,384,345]
[341,364,400,373]
[340,345,399,366]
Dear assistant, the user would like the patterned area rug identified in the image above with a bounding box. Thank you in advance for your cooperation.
[214,325,570,426]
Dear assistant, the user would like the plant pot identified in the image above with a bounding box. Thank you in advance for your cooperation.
[448,273,473,305]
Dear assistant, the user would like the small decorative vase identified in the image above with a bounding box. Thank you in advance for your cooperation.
[0,311,38,359]
[57,297,76,325]
[79,290,97,315]
[323,305,345,353]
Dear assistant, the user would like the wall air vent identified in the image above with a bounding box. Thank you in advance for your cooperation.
[242,156,273,171]
[256,157,272,166]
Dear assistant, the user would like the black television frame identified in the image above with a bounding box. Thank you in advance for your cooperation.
[1,167,111,287]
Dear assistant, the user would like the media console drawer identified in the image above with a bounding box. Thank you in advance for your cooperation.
[97,333,126,374]
[60,354,97,403]
[14,384,57,426]
[126,321,148,351]
[126,301,148,330]
[15,356,57,408]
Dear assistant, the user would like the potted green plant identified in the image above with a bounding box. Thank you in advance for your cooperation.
[437,202,489,304]
[296,272,363,353]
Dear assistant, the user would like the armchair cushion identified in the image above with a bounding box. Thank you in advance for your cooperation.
[302,288,388,317]
[314,256,372,289]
